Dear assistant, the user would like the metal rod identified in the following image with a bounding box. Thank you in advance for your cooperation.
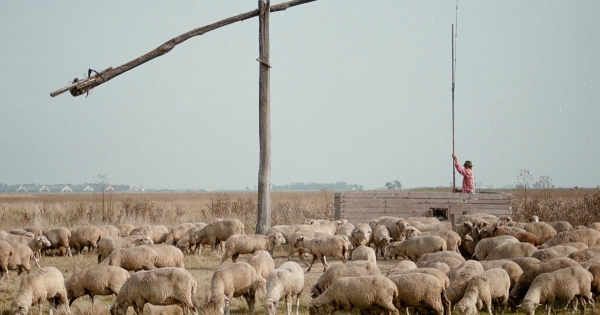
[452,24,456,192]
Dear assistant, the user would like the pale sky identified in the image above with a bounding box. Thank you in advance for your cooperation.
[1,1,598,191]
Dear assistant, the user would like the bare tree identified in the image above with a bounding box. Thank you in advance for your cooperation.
[517,169,533,211]
[97,174,108,222]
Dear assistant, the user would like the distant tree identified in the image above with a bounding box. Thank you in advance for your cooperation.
[385,182,393,190]
[393,180,402,190]
[517,169,534,211]
[97,175,108,222]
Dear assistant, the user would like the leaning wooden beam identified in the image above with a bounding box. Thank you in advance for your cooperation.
[50,0,317,98]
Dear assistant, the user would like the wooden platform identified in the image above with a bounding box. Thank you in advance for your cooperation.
[334,191,513,224]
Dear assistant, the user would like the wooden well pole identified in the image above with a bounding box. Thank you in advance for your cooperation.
[256,0,271,234]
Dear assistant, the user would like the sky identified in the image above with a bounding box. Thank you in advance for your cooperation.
[1,1,598,191]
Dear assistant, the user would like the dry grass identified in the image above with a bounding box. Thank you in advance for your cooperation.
[0,189,599,314]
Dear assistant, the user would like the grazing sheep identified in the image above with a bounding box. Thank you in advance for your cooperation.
[417,256,463,271]
[547,221,574,233]
[567,247,600,263]
[264,261,304,315]
[518,265,594,315]
[98,225,120,238]
[65,264,130,305]
[286,229,329,265]
[368,216,410,241]
[335,222,355,240]
[7,244,36,277]
[372,225,393,259]
[386,267,450,289]
[485,226,540,246]
[10,266,69,315]
[8,229,31,236]
[140,225,170,244]
[176,236,192,254]
[473,235,519,261]
[294,235,349,272]
[455,268,511,315]
[485,242,538,261]
[539,229,600,248]
[96,235,154,263]
[497,215,514,226]
[417,222,453,232]
[116,223,135,237]
[302,219,346,236]
[388,235,447,262]
[100,245,157,272]
[479,260,524,291]
[206,262,266,315]
[417,250,465,264]
[385,260,418,277]
[23,227,43,237]
[404,227,462,252]
[219,232,286,266]
[523,221,557,244]
[193,219,245,257]
[69,225,103,254]
[42,227,72,257]
[311,261,381,297]
[446,260,485,305]
[308,275,399,315]
[147,244,185,268]
[266,225,295,244]
[530,245,579,261]
[165,222,196,245]
[2,234,51,262]
[508,257,580,307]
[407,216,442,225]
[0,240,12,279]
[351,223,373,249]
[247,250,275,280]
[387,273,450,315]
[351,245,376,263]
[111,267,197,315]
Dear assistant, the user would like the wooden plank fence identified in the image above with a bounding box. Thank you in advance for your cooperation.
[334,191,512,224]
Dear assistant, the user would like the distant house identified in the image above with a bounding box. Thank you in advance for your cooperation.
[0,183,131,193]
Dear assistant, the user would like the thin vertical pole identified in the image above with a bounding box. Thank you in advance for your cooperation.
[452,24,456,192]
[256,0,271,234]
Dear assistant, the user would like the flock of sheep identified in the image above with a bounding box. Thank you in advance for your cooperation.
[3,213,600,315]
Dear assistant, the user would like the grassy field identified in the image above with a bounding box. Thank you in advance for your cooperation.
[0,188,599,314]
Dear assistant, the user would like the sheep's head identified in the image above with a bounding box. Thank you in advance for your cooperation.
[206,294,229,315]
[11,302,28,315]
[454,300,478,315]
[268,232,286,246]
[403,226,420,239]
[36,236,51,248]
[294,236,305,249]
[310,283,322,298]
[308,300,333,315]
[517,301,541,315]
[264,300,279,315]
[529,215,540,222]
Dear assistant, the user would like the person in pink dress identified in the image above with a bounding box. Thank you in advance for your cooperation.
[452,153,475,194]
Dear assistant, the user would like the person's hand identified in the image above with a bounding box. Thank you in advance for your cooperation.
[452,153,457,159]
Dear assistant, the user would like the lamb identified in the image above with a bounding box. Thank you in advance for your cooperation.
[473,235,519,261]
[479,260,524,290]
[165,222,196,245]
[387,235,447,262]
[531,245,579,261]
[7,244,37,277]
[446,260,485,305]
[263,261,304,315]
[539,229,600,248]
[65,264,130,305]
[69,225,103,254]
[219,232,286,266]
[311,261,381,297]
[387,273,451,315]
[42,227,72,257]
[484,242,537,261]
[455,268,511,315]
[518,265,594,315]
[111,267,198,315]
[10,266,69,315]
[247,250,275,280]
[508,257,580,307]
[308,275,399,315]
[351,245,376,263]
[372,225,393,259]
[350,223,373,249]
[0,240,12,279]
[286,229,329,265]
[206,262,266,315]
[96,235,154,263]
[294,235,349,272]
[99,245,158,272]
[523,221,557,244]
[147,243,185,268]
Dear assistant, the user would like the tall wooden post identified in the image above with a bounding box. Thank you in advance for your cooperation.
[256,0,271,234]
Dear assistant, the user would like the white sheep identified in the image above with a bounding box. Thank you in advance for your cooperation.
[69,225,103,254]
[455,268,511,315]
[372,225,393,259]
[540,229,600,248]
[417,250,465,265]
[97,225,121,238]
[479,260,524,291]
[116,223,135,237]
[7,244,37,277]
[65,264,130,305]
[518,265,594,315]
[386,267,450,289]
[473,235,519,260]
[0,240,12,279]
[351,245,376,263]
[523,221,557,243]
[404,227,463,253]
[293,235,349,272]
[206,262,266,315]
[368,216,410,240]
[247,250,275,280]
[387,273,451,315]
[263,261,304,315]
[335,222,355,240]
[192,219,244,257]
[302,219,346,235]
[286,229,328,265]
[219,232,286,267]
[350,223,373,249]
[310,261,381,297]
[42,227,72,257]
[147,243,185,268]
[10,266,69,315]
[530,245,579,261]
[96,235,154,263]
[99,245,157,272]
[384,260,417,277]
[111,267,198,315]
[165,222,196,245]
[308,275,399,315]
[446,260,485,305]
[388,235,447,262]
[485,242,537,261]
[130,225,169,244]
